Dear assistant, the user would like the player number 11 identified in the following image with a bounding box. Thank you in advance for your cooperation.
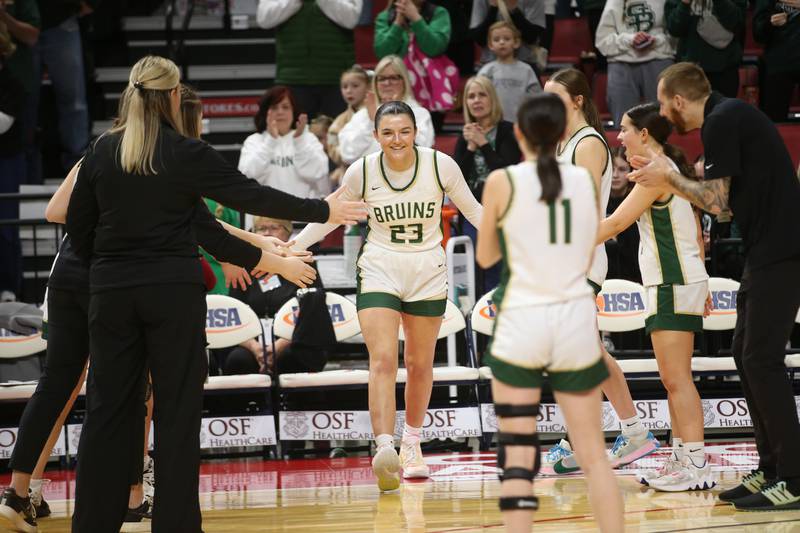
[548,199,571,244]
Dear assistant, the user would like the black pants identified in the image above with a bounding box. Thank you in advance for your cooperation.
[706,66,740,98]
[9,288,89,473]
[72,284,207,533]
[287,84,346,120]
[732,257,800,480]
[761,69,800,122]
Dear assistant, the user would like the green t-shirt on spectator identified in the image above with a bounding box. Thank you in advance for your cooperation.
[200,199,242,295]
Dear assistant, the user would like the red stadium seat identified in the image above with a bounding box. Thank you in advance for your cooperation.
[550,18,591,66]
[592,71,610,119]
[354,26,377,69]
[737,65,759,106]
[435,135,459,156]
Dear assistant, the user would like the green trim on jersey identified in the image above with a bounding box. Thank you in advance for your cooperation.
[484,352,544,388]
[485,228,511,360]
[571,132,611,176]
[650,202,686,285]
[588,278,602,296]
[558,125,593,159]
[548,358,609,392]
[355,225,371,295]
[645,284,703,334]
[403,298,446,316]
[652,194,673,207]
[379,146,420,192]
[497,169,515,224]
[361,156,367,199]
[357,291,402,311]
[432,150,445,192]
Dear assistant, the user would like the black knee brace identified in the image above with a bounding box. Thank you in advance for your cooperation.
[494,403,541,511]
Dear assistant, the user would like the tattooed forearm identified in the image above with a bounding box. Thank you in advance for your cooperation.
[666,171,731,215]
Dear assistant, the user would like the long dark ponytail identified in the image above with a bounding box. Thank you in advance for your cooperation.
[549,68,604,135]
[625,103,696,180]
[517,93,567,204]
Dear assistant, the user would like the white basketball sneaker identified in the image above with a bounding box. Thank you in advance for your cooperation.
[372,445,401,492]
[399,441,430,479]
[637,454,682,486]
[648,457,716,492]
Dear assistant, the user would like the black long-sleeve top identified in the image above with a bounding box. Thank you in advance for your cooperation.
[453,120,522,200]
[66,125,330,293]
[50,205,261,293]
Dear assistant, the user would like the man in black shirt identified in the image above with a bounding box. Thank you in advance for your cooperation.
[630,62,800,511]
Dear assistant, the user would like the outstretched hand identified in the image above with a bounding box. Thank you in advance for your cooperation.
[627,147,672,189]
[252,255,317,288]
[221,262,252,290]
[325,186,368,225]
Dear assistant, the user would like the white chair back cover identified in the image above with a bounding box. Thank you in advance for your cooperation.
[273,291,360,342]
[205,294,264,349]
[470,289,497,336]
[703,278,740,331]
[596,279,648,332]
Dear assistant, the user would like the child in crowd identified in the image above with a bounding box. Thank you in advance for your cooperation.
[329,66,370,184]
[477,21,542,123]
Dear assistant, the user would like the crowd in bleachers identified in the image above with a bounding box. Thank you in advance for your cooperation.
[1,0,800,375]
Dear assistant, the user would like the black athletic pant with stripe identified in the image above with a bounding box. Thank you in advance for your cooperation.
[732,257,800,481]
[72,284,207,533]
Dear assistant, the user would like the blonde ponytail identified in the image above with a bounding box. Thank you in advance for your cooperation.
[110,56,181,175]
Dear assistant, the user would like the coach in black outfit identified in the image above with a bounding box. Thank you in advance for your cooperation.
[64,56,365,533]
[630,62,800,511]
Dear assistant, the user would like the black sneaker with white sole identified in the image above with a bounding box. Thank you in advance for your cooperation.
[121,500,152,532]
[0,487,37,532]
[719,469,771,503]
[733,480,800,511]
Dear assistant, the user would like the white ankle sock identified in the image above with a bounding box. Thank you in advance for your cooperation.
[620,416,646,438]
[29,479,43,492]
[402,423,422,446]
[375,433,394,450]
[684,441,706,467]
[671,438,683,461]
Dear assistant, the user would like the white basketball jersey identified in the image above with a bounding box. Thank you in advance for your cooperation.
[636,160,708,287]
[494,161,599,309]
[361,147,444,252]
[557,125,612,286]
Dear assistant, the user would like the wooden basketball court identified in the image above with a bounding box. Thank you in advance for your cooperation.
[3,442,800,532]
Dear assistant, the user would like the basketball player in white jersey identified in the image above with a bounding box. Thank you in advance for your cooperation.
[477,93,623,533]
[598,102,714,492]
[542,68,658,473]
[293,101,482,491]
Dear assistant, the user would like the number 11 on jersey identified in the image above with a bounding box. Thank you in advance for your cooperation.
[548,199,571,244]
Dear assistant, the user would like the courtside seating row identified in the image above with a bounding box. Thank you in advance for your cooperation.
[471,277,800,381]
[2,278,799,403]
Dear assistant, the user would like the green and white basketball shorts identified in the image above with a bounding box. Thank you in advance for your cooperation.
[356,243,447,317]
[486,295,609,391]
[645,280,707,334]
